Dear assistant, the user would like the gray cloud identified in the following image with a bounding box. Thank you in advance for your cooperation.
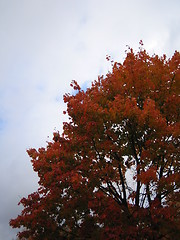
[0,0,180,239]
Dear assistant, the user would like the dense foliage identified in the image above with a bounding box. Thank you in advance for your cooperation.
[10,43,180,239]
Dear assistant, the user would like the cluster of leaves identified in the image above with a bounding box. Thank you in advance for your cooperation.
[10,43,180,239]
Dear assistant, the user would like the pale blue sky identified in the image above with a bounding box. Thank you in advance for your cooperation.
[0,0,180,239]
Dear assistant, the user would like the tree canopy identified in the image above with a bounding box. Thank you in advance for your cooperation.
[10,43,180,240]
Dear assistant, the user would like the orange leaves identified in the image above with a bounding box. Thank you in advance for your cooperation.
[70,80,81,91]
[27,148,38,160]
[10,44,180,240]
[163,94,180,123]
[71,172,82,190]
[138,166,157,184]
[124,97,139,118]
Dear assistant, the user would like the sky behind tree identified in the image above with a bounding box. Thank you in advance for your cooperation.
[0,0,179,239]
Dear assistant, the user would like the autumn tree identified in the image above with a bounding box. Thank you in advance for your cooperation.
[10,43,180,240]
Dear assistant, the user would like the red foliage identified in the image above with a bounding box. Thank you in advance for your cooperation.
[10,44,180,239]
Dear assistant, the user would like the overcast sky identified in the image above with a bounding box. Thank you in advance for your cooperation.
[0,0,179,239]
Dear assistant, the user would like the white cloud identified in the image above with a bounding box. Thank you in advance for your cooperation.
[0,0,180,239]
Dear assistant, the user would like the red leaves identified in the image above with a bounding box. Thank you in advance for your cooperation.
[70,80,81,91]
[10,44,180,239]
[138,166,157,184]
[71,172,81,190]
